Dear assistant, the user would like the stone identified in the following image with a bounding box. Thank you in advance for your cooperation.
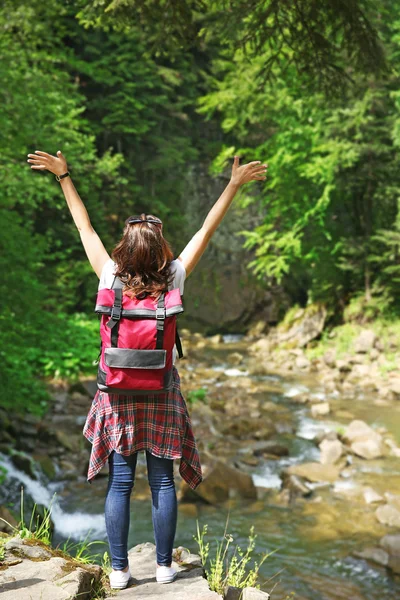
[311,402,330,418]
[242,587,270,600]
[336,359,352,372]
[354,329,377,353]
[224,585,242,600]
[323,351,336,368]
[376,504,400,528]
[284,462,340,483]
[319,439,343,465]
[5,536,52,560]
[295,356,311,369]
[380,534,400,574]
[227,352,244,366]
[0,535,101,600]
[179,460,257,504]
[353,547,389,567]
[252,441,289,458]
[282,474,313,498]
[275,303,327,348]
[209,334,223,344]
[351,438,384,460]
[363,487,384,504]
[113,542,222,600]
[388,379,400,397]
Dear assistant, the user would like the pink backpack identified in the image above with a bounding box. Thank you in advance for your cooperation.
[95,275,184,395]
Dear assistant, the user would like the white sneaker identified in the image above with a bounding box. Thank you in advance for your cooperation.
[156,565,178,584]
[109,566,131,589]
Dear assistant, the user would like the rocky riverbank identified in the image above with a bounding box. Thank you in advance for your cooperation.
[1,315,400,598]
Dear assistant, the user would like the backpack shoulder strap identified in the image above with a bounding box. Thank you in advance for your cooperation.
[111,275,124,290]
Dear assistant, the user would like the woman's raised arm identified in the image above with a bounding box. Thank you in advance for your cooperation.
[27,150,110,278]
[177,155,268,277]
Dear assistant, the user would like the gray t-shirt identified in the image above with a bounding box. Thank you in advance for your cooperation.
[98,258,186,364]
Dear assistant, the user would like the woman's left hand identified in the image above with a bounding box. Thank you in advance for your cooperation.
[230,155,268,187]
[27,150,68,176]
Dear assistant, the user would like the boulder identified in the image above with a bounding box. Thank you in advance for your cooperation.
[319,439,343,465]
[275,303,327,348]
[343,420,384,459]
[354,330,377,353]
[376,504,400,528]
[380,534,400,574]
[363,487,384,504]
[252,441,289,458]
[311,402,330,418]
[227,352,244,366]
[353,547,389,567]
[284,462,340,483]
[282,474,313,498]
[322,351,336,368]
[295,356,311,369]
[179,460,257,504]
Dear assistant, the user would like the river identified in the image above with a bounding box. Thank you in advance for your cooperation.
[1,335,400,599]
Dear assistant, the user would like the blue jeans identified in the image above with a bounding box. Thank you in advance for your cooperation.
[104,450,177,570]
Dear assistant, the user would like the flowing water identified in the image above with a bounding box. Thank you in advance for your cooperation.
[1,336,400,599]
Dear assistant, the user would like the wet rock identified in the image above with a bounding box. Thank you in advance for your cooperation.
[380,534,400,574]
[284,462,340,483]
[376,504,400,528]
[252,441,290,458]
[179,459,257,504]
[33,453,56,480]
[354,330,377,353]
[282,474,313,498]
[10,452,37,480]
[55,430,82,453]
[319,439,343,465]
[227,352,244,366]
[343,420,384,459]
[311,402,330,418]
[363,487,384,504]
[275,303,327,348]
[353,547,389,567]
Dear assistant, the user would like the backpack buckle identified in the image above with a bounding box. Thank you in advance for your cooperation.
[111,306,122,320]
[156,307,166,320]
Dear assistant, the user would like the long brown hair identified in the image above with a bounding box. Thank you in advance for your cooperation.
[111,213,175,301]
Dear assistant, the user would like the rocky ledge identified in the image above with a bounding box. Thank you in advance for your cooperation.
[0,535,270,600]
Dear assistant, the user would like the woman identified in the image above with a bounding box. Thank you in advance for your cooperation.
[27,149,268,589]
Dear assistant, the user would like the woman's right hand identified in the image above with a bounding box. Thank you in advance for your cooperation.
[230,155,268,187]
[27,150,68,176]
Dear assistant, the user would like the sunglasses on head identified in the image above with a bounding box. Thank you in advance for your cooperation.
[127,217,162,225]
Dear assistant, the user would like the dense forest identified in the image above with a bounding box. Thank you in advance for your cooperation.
[2,0,400,414]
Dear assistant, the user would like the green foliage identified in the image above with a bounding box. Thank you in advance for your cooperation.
[194,520,276,596]
[187,387,208,405]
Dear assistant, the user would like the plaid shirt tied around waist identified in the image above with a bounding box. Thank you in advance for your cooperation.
[82,365,202,490]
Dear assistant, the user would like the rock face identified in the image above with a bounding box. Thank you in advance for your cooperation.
[105,542,222,600]
[0,535,101,600]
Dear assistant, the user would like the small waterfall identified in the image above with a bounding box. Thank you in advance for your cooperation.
[0,453,106,540]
